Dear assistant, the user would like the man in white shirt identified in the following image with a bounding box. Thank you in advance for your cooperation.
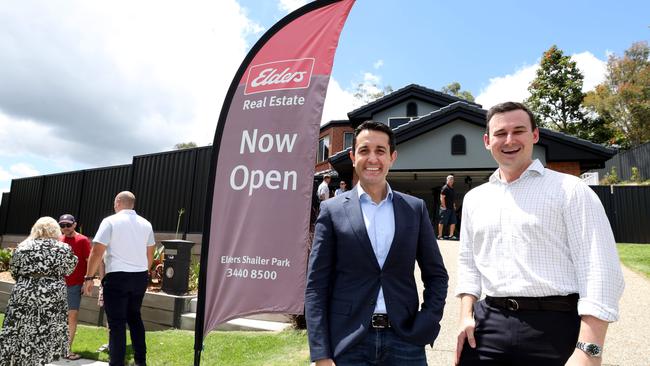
[84,191,155,366]
[455,102,624,366]
[317,174,331,201]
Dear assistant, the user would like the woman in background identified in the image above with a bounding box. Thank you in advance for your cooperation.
[0,216,77,366]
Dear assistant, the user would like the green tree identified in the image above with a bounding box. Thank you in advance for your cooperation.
[583,41,650,148]
[174,142,198,150]
[564,113,616,145]
[525,45,585,132]
[353,83,393,104]
[441,82,475,102]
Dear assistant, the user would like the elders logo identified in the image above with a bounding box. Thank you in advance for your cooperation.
[244,58,315,95]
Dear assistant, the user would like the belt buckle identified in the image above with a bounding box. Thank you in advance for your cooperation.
[506,298,519,311]
[372,314,388,328]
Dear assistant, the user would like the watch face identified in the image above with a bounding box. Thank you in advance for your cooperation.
[586,343,601,356]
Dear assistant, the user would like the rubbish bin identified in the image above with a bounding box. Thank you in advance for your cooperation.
[161,239,194,295]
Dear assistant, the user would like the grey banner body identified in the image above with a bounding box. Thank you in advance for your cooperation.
[199,0,355,336]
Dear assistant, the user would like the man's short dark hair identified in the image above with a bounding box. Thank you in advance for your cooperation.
[485,102,537,134]
[352,121,396,154]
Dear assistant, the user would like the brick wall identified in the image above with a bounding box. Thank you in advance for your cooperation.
[546,161,581,176]
[316,125,354,173]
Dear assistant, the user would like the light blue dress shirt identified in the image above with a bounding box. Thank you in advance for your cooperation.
[357,183,395,314]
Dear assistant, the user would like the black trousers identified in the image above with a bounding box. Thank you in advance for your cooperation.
[102,271,149,366]
[459,299,580,366]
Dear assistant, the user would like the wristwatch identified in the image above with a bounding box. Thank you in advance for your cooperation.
[84,276,96,281]
[576,341,603,357]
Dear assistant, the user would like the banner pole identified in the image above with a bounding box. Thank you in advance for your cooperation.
[193,1,352,364]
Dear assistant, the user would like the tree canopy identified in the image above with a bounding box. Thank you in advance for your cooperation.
[525,45,585,132]
[174,142,198,150]
[583,41,650,148]
[441,82,475,102]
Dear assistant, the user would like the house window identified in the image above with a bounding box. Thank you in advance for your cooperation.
[451,134,466,155]
[343,132,354,150]
[406,102,418,117]
[388,117,411,129]
[318,135,330,162]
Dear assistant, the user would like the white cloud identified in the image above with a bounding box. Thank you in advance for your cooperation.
[476,52,607,109]
[373,59,384,69]
[321,78,357,124]
[0,167,11,182]
[9,163,39,178]
[0,1,262,168]
[475,64,538,108]
[278,0,308,13]
[572,52,607,91]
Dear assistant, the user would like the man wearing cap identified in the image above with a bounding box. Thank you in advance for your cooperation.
[83,191,155,366]
[58,214,91,361]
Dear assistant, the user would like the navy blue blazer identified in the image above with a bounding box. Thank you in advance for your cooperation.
[305,187,449,361]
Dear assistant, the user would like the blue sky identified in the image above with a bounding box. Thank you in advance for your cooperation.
[0,0,648,192]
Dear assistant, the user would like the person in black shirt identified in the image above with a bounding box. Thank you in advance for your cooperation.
[438,175,457,239]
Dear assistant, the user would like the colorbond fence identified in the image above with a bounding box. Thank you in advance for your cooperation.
[1,146,648,243]
[590,185,650,244]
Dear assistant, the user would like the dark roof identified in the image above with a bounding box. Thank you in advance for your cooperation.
[347,84,482,124]
[331,101,616,171]
[320,119,352,131]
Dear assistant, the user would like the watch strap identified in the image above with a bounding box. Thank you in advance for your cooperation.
[576,341,603,357]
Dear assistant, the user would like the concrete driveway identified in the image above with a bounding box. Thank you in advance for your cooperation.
[423,240,649,366]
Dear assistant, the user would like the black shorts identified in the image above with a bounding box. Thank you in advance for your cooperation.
[439,208,457,225]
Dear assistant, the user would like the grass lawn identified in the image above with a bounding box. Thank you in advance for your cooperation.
[0,313,310,365]
[617,243,650,278]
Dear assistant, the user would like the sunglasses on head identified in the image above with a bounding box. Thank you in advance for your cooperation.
[59,223,73,228]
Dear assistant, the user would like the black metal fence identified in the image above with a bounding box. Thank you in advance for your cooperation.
[590,185,650,244]
[595,142,650,181]
[1,145,649,243]
[0,146,212,238]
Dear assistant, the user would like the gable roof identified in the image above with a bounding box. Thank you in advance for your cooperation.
[347,83,482,124]
[319,119,351,131]
[332,101,616,171]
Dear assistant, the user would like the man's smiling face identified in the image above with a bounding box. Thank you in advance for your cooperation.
[484,109,539,181]
[350,129,396,191]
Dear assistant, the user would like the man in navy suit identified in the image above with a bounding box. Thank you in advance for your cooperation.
[305,121,449,365]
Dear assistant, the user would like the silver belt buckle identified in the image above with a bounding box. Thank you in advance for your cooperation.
[372,315,388,328]
[506,298,519,311]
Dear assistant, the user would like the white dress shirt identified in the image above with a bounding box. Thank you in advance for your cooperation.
[317,181,330,201]
[456,160,624,322]
[94,209,156,273]
[358,183,395,314]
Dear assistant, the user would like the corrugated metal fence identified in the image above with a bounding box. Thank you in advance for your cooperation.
[590,185,650,244]
[0,146,211,238]
[1,146,648,243]
[595,142,650,181]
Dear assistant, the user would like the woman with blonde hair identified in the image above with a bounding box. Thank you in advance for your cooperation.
[0,216,77,365]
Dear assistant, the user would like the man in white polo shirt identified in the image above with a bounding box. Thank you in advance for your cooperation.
[84,191,155,366]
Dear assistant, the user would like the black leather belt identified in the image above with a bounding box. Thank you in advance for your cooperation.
[371,314,391,328]
[485,294,578,312]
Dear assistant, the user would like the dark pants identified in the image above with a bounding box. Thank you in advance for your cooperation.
[459,300,580,366]
[102,271,149,366]
[335,328,427,366]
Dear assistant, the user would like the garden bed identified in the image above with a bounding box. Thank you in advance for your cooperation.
[0,274,196,330]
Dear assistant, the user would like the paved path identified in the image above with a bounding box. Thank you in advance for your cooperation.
[47,358,108,366]
[424,240,650,366]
